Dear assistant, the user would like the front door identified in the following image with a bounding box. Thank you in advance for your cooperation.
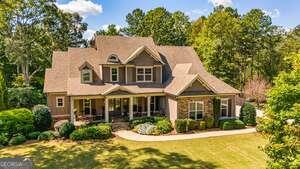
[109,98,129,121]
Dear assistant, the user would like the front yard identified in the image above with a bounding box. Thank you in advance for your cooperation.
[0,133,267,169]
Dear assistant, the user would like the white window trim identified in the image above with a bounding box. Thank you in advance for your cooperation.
[136,66,153,82]
[83,99,92,115]
[220,98,229,117]
[188,101,204,120]
[56,97,64,108]
[81,69,93,83]
[110,67,119,82]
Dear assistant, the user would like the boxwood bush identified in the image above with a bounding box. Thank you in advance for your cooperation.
[175,119,188,133]
[70,124,112,141]
[239,102,256,126]
[156,119,173,134]
[9,135,26,145]
[32,105,52,131]
[175,119,199,133]
[27,131,41,140]
[220,119,246,130]
[59,122,75,138]
[204,116,214,128]
[38,131,55,141]
[0,108,34,137]
[187,119,198,130]
[199,121,206,130]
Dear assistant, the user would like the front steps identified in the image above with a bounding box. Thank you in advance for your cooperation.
[112,121,130,131]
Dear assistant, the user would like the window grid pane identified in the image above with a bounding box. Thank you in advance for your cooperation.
[136,67,152,82]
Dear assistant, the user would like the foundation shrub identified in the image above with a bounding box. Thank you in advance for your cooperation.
[199,121,206,130]
[9,134,26,145]
[156,119,173,134]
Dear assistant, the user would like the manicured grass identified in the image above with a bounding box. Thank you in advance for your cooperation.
[0,133,267,169]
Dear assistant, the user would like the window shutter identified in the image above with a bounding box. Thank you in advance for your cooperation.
[228,99,232,117]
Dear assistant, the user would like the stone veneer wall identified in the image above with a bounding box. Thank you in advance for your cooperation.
[177,96,214,119]
[177,95,237,119]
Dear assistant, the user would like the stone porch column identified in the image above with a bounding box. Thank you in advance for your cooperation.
[129,96,133,120]
[105,97,109,122]
[70,97,75,123]
[147,96,151,117]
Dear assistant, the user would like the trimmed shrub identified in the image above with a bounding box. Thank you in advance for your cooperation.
[220,119,246,130]
[204,116,214,128]
[234,120,246,129]
[153,116,167,122]
[219,118,236,128]
[187,119,198,130]
[175,119,188,133]
[38,131,55,141]
[27,131,41,140]
[239,102,256,125]
[70,124,112,141]
[156,119,173,134]
[199,121,206,130]
[32,105,52,131]
[59,122,75,138]
[69,128,85,140]
[9,135,26,145]
[0,133,9,146]
[0,108,34,137]
[223,121,235,130]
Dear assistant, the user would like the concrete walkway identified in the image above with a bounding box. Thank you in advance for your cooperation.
[114,128,257,142]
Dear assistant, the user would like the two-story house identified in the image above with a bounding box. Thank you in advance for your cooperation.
[44,36,239,124]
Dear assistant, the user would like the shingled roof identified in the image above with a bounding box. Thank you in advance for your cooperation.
[44,36,239,95]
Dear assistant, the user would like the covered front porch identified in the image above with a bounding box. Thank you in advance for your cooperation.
[70,95,166,123]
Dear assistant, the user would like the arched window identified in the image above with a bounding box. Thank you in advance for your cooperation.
[81,68,93,83]
[108,54,119,63]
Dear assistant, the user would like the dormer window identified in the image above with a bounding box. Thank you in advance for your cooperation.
[81,68,93,83]
[108,54,119,63]
[136,66,153,82]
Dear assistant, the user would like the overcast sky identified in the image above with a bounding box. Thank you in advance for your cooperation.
[56,0,300,40]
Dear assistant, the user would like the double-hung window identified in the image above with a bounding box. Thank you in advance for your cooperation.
[220,99,229,117]
[188,101,204,120]
[136,67,152,82]
[110,67,118,82]
[81,69,92,83]
[56,97,64,107]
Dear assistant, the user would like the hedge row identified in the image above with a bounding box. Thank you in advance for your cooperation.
[175,117,214,133]
[70,124,112,141]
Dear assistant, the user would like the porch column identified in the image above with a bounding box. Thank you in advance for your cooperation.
[70,97,75,123]
[105,97,109,122]
[129,96,133,120]
[147,96,151,117]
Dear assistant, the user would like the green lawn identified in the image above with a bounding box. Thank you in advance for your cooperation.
[0,133,267,169]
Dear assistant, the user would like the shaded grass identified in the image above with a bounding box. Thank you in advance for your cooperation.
[0,133,267,169]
